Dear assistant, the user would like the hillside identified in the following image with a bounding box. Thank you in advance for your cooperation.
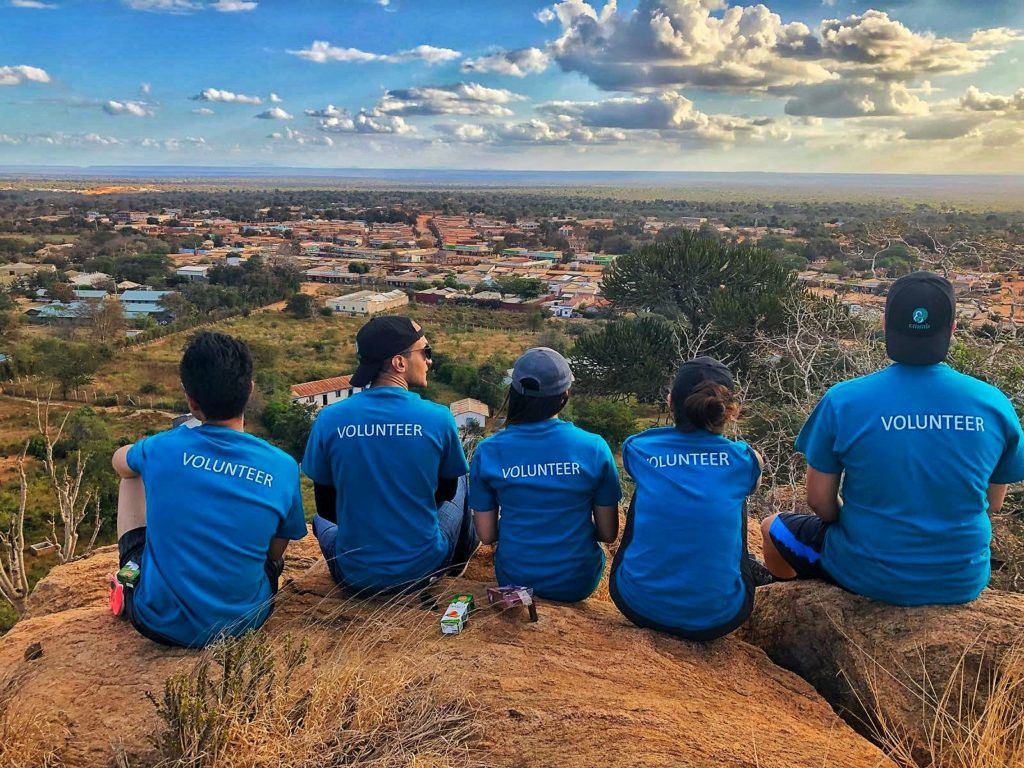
[0,531,895,768]
[3,525,1024,767]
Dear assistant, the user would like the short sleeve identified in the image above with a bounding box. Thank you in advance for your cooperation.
[468,447,497,511]
[795,393,843,475]
[301,417,332,485]
[126,437,150,475]
[991,402,1024,485]
[593,441,622,507]
[276,466,308,540]
[439,413,470,479]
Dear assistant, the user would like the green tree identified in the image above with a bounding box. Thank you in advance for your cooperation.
[285,293,319,319]
[568,396,637,450]
[260,399,315,460]
[494,276,545,300]
[571,315,679,404]
[601,232,795,340]
[39,341,101,399]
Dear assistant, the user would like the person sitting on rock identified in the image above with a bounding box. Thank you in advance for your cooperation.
[469,347,621,602]
[111,332,307,648]
[610,357,767,641]
[303,315,476,594]
[761,271,1024,605]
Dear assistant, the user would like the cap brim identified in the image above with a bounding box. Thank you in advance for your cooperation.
[886,332,950,365]
[350,361,378,388]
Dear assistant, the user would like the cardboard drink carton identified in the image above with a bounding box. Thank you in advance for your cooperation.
[440,594,475,635]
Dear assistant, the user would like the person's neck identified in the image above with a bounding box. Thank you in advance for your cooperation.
[202,415,245,432]
[371,372,409,390]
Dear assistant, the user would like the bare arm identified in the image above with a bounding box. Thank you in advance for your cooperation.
[268,537,289,561]
[987,484,1009,515]
[806,466,841,522]
[112,445,139,479]
[752,449,765,493]
[593,505,619,543]
[474,509,498,545]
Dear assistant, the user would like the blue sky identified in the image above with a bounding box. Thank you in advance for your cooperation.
[0,0,1022,172]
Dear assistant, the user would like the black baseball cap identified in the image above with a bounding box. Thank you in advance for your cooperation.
[350,315,424,387]
[511,347,574,397]
[671,356,734,405]
[884,271,955,366]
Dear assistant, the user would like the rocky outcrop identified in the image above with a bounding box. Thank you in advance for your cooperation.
[0,539,891,768]
[747,580,1024,755]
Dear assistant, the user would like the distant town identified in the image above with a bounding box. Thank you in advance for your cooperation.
[6,199,1024,339]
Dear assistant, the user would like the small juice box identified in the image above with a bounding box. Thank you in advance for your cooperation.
[440,594,475,635]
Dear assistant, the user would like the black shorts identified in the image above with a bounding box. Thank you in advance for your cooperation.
[766,513,835,582]
[116,527,284,647]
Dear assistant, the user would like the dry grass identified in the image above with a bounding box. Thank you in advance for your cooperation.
[0,675,70,768]
[866,642,1024,768]
[145,599,483,768]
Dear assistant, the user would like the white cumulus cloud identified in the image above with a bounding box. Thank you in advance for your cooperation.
[960,85,1024,113]
[538,1,1018,93]
[190,87,262,104]
[255,107,293,120]
[10,1,59,9]
[211,0,256,10]
[462,47,551,77]
[376,82,526,117]
[103,100,153,117]
[0,65,50,86]
[124,0,202,12]
[267,127,334,146]
[287,41,461,65]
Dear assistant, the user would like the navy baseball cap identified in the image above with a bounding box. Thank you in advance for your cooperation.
[885,271,955,366]
[670,356,734,405]
[351,315,424,387]
[511,347,574,397]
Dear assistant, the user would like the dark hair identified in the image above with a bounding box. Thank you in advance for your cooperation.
[179,332,253,421]
[673,382,738,434]
[504,387,568,425]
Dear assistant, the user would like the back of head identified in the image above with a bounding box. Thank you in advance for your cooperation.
[350,315,424,387]
[505,347,574,425]
[884,271,955,365]
[670,356,737,433]
[180,331,253,421]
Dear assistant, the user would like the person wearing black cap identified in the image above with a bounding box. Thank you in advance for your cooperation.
[761,271,1024,605]
[469,348,622,602]
[609,356,765,641]
[301,315,475,594]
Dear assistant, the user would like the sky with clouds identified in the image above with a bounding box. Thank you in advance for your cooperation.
[0,0,1022,172]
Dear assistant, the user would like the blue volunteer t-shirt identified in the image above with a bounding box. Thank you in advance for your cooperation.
[126,424,306,648]
[612,427,760,633]
[302,386,469,591]
[796,363,1024,606]
[469,419,622,602]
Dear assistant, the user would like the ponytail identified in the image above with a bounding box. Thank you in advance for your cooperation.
[674,382,738,434]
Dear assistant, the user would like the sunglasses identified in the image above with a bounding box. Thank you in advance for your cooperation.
[401,344,432,361]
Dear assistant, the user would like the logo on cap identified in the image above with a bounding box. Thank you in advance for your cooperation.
[912,308,928,324]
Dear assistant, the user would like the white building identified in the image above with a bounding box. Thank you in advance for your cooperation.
[326,289,408,317]
[290,375,363,410]
[175,265,210,282]
[450,398,490,429]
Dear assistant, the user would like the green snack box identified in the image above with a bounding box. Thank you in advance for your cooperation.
[439,594,475,635]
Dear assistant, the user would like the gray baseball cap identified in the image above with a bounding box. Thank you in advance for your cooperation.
[510,347,574,398]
